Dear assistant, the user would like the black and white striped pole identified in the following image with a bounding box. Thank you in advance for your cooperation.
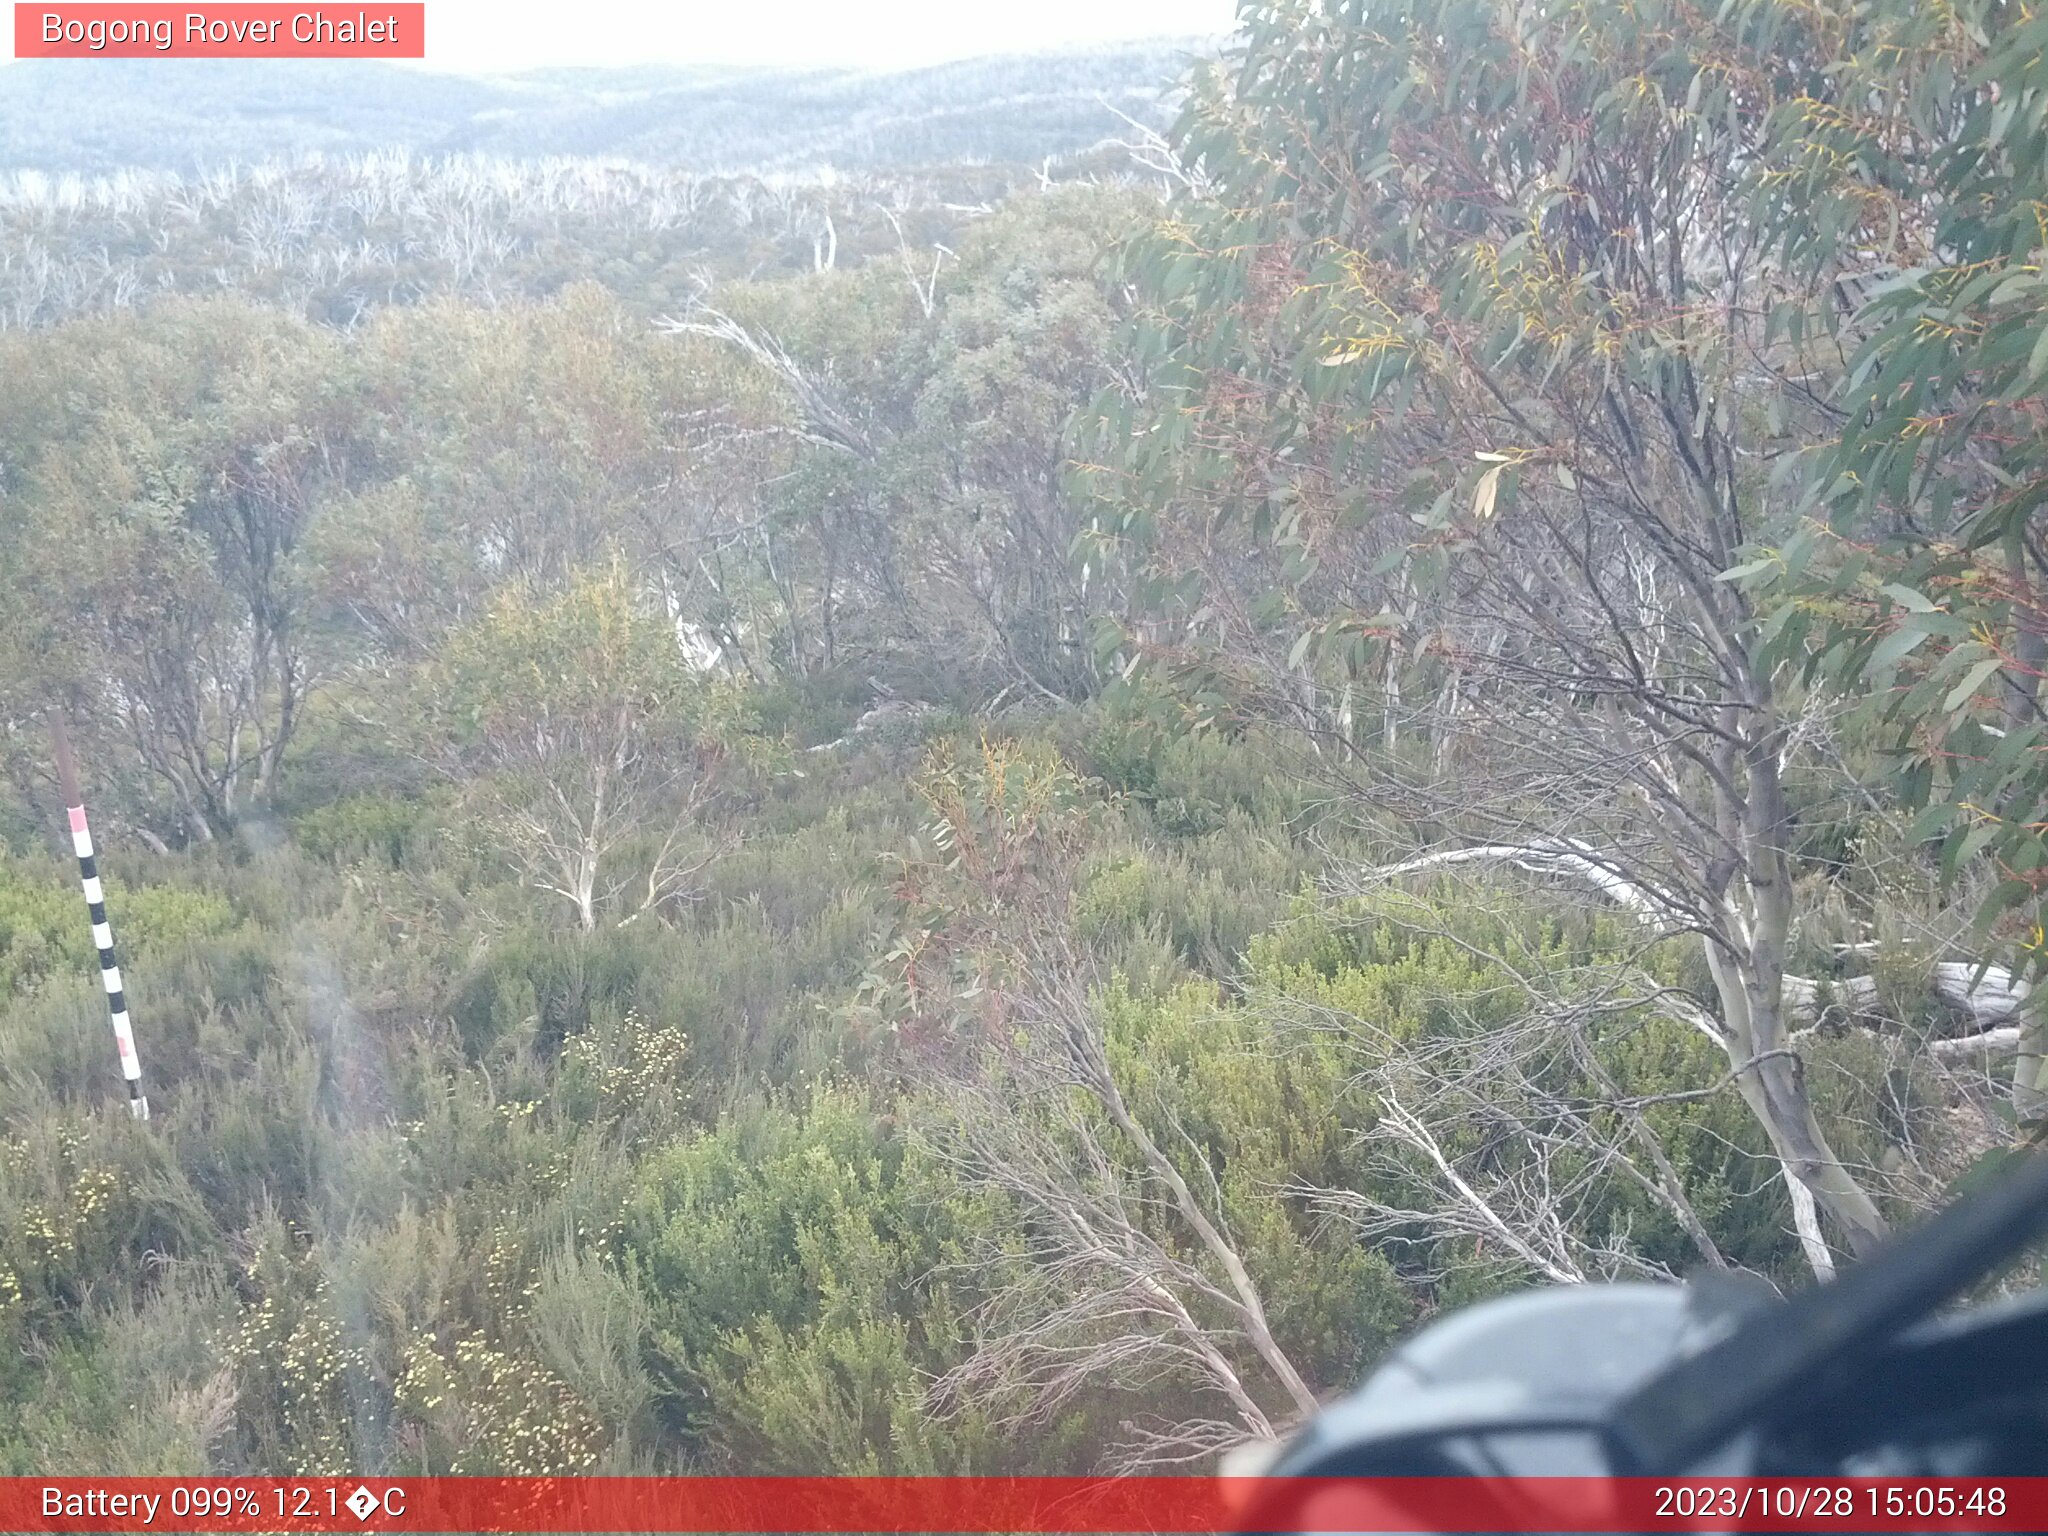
[50,712,149,1120]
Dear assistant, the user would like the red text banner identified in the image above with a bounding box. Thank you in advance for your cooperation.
[7,1476,2048,1533]
[14,5,425,58]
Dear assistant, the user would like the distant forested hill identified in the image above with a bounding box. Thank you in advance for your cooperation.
[0,43,1204,174]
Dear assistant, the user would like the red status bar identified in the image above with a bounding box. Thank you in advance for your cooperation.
[10,1476,2047,1533]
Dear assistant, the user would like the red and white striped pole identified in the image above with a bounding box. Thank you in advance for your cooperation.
[50,712,149,1120]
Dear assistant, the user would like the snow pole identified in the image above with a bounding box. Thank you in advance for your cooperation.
[49,711,149,1120]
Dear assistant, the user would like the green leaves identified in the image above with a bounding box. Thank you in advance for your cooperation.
[2025,322,2048,394]
[1880,582,1940,614]
[1943,656,2005,713]
[1869,623,1933,672]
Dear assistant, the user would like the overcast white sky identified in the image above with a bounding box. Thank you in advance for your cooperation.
[413,0,1235,72]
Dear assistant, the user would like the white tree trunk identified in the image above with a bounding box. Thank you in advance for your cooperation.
[1782,1167,1835,1281]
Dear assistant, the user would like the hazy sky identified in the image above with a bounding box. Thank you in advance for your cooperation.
[416,0,1236,72]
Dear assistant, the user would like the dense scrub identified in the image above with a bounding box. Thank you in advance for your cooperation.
[5,0,2042,1475]
[0,706,1836,1472]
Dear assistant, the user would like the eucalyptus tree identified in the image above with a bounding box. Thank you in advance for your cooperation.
[1073,0,2022,1268]
[0,300,357,841]
[665,188,1149,698]
[1743,4,2048,1119]
[408,566,734,932]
